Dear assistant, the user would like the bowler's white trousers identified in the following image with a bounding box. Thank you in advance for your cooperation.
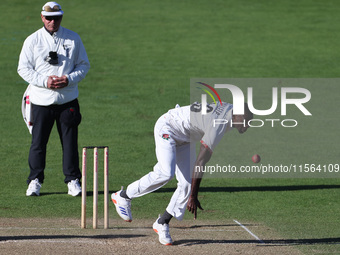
[126,113,196,220]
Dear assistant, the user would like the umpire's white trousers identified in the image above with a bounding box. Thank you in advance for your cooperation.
[126,113,196,220]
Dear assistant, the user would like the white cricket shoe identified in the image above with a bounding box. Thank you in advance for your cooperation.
[111,189,132,222]
[67,179,81,196]
[153,216,173,245]
[26,178,41,196]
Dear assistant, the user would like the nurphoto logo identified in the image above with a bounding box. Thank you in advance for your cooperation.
[197,82,312,128]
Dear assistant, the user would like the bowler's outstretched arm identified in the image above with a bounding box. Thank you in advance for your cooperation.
[187,143,212,219]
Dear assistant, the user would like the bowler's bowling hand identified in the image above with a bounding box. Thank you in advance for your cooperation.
[187,196,204,220]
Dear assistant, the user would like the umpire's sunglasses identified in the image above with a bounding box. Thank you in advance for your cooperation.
[44,15,62,21]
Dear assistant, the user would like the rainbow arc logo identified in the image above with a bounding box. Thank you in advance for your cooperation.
[196,82,223,105]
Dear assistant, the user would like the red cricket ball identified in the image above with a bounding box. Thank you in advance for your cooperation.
[252,154,261,163]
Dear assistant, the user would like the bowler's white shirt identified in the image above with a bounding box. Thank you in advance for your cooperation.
[18,26,90,105]
[167,102,233,151]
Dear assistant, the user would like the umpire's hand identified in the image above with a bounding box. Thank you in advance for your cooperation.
[47,75,68,89]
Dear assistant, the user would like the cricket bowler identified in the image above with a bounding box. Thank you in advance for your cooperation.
[112,101,253,245]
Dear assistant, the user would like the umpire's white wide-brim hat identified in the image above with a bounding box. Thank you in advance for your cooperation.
[41,2,64,16]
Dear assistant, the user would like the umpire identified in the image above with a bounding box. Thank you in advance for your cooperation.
[17,2,90,196]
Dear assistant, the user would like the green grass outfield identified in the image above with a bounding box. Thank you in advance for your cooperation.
[1,0,339,254]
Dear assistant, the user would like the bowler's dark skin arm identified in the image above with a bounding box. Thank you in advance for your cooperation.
[187,143,212,219]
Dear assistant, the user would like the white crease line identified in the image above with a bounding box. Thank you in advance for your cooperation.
[233,220,264,244]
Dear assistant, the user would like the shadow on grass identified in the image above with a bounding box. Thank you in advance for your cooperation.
[0,234,146,242]
[174,223,256,229]
[175,237,340,246]
[38,185,340,196]
[39,191,107,196]
[155,185,340,193]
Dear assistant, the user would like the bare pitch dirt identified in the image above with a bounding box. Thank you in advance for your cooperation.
[0,218,304,255]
